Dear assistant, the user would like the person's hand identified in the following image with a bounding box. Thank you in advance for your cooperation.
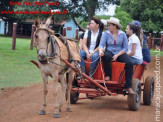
[86,53,91,59]
[112,54,118,61]
[90,51,94,58]
[99,48,104,57]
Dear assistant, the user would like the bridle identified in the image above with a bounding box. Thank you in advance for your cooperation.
[34,28,57,63]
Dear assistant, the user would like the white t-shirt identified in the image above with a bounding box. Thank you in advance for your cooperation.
[128,34,143,59]
[84,30,99,53]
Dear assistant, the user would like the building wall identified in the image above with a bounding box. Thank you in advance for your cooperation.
[0,20,5,34]
[64,19,78,38]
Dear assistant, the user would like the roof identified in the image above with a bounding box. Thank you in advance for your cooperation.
[73,18,85,32]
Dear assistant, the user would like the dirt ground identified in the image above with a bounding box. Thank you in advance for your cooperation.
[0,57,163,122]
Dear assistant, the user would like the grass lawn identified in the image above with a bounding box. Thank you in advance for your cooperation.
[0,36,42,89]
[150,49,163,56]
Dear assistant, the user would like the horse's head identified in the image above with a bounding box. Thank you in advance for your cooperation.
[34,17,53,63]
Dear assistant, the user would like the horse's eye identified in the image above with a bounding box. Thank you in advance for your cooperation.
[35,35,38,38]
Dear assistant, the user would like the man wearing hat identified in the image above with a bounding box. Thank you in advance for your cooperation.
[99,17,135,94]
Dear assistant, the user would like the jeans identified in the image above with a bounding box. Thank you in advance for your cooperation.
[130,57,143,64]
[79,50,99,70]
[102,50,133,88]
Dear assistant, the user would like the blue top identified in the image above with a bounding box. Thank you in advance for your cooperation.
[142,35,151,63]
[99,30,128,54]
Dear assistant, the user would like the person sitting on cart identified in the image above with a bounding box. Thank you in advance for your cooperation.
[99,17,135,94]
[132,20,151,63]
[80,17,104,78]
[126,23,143,64]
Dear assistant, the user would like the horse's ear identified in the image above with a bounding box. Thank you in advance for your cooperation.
[45,16,52,27]
[35,18,40,28]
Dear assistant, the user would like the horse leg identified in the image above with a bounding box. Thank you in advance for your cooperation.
[66,71,75,112]
[39,73,48,115]
[52,74,60,118]
[58,74,67,112]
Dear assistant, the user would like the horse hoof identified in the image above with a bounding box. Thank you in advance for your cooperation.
[66,108,71,112]
[39,110,46,115]
[54,113,60,118]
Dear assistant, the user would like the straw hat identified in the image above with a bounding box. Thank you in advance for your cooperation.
[107,17,122,28]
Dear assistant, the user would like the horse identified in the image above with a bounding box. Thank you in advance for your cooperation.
[33,17,76,118]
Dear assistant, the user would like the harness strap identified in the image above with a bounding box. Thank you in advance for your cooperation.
[54,33,73,62]
[49,37,57,57]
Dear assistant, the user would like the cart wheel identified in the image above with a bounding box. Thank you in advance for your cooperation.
[127,79,141,111]
[70,79,80,104]
[143,76,154,105]
[70,91,79,104]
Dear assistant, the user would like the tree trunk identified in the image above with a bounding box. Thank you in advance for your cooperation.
[86,0,98,21]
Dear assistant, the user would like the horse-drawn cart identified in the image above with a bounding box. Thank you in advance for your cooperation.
[31,17,154,118]
[62,59,154,111]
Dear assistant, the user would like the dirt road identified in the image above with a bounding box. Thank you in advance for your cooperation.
[0,57,162,122]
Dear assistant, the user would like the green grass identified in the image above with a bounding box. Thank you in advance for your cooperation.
[0,36,42,89]
[150,49,163,56]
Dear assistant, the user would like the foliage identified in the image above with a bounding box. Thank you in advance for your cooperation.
[95,15,111,20]
[120,0,163,33]
[113,7,133,31]
[80,21,89,29]
[0,0,21,20]
[0,36,42,88]
[54,0,120,21]
[13,0,70,22]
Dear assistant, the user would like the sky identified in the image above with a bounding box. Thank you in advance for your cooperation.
[96,4,116,16]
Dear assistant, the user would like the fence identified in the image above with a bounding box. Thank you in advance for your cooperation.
[147,33,163,51]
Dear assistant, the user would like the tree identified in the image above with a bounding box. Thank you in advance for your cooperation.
[120,0,163,33]
[61,0,120,21]
[113,7,133,31]
[0,0,22,35]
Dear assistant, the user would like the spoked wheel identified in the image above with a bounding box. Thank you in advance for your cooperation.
[70,78,80,104]
[127,79,141,111]
[70,90,79,104]
[143,76,154,105]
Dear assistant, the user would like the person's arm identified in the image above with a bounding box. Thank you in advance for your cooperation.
[79,33,84,49]
[112,33,128,61]
[90,47,99,56]
[79,38,83,49]
[112,50,125,61]
[83,37,89,54]
[128,43,136,56]
[82,30,91,59]
[99,32,107,56]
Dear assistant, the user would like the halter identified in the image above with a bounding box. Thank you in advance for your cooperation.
[33,28,57,63]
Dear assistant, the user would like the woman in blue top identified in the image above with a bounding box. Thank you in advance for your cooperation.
[99,17,135,94]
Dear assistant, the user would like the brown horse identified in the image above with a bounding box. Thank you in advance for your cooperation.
[34,17,76,118]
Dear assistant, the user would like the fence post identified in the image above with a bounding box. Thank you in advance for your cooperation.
[12,23,17,50]
[148,33,152,49]
[62,27,66,36]
[30,25,36,50]
[4,21,7,35]
[75,28,79,40]
[160,34,163,51]
[152,39,154,49]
